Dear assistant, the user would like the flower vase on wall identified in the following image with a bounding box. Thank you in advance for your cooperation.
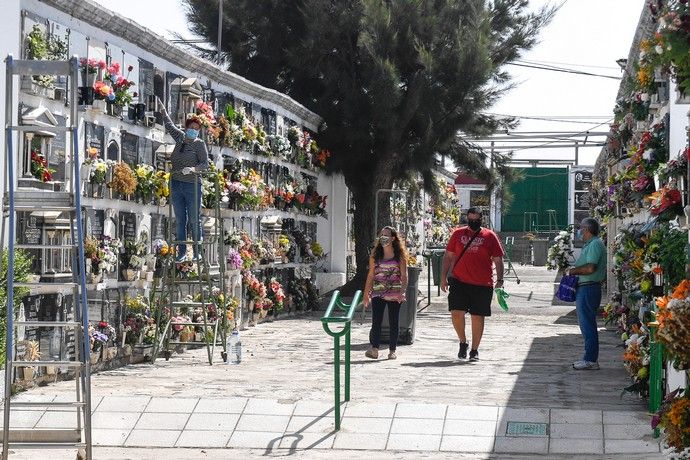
[81,69,96,88]
[92,99,107,113]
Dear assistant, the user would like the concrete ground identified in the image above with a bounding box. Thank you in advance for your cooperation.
[3,265,664,458]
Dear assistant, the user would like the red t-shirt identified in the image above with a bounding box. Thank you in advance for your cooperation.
[446,226,505,287]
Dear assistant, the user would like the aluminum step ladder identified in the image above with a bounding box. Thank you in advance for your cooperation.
[1,55,92,459]
[151,169,229,365]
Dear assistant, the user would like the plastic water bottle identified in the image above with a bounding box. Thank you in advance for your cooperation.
[227,330,241,364]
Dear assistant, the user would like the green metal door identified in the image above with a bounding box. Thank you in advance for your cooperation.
[501,167,568,232]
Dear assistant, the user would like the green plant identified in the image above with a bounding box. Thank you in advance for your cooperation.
[0,249,33,368]
[25,25,67,88]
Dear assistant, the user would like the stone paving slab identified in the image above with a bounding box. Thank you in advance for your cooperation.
[0,395,664,456]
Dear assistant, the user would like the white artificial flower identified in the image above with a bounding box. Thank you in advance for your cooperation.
[640,93,649,102]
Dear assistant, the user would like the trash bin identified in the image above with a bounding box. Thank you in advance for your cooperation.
[375,266,422,345]
[429,248,445,286]
[533,239,549,266]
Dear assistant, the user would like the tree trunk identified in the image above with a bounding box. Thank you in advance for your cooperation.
[339,164,394,296]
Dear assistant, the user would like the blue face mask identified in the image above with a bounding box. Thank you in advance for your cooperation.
[576,229,583,240]
[186,128,199,139]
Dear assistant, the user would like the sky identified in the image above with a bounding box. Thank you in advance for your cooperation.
[94,0,646,166]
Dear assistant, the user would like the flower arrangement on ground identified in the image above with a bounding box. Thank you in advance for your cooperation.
[243,270,267,303]
[89,320,116,353]
[268,278,286,312]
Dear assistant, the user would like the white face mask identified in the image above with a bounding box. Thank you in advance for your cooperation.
[378,236,392,246]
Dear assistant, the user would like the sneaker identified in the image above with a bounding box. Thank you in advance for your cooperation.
[573,360,599,370]
[469,349,479,361]
[365,347,379,359]
[388,351,397,360]
[458,342,469,359]
[175,255,187,263]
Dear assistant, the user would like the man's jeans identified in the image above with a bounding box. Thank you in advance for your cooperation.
[171,179,201,258]
[575,283,601,363]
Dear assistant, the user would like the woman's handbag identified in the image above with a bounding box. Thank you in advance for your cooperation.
[556,275,579,302]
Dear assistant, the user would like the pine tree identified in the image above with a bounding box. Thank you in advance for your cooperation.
[183,0,553,290]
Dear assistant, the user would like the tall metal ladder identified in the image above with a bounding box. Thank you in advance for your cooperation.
[152,169,228,365]
[1,56,92,459]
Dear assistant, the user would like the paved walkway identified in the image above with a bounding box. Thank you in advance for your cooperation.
[3,394,662,457]
[3,266,664,458]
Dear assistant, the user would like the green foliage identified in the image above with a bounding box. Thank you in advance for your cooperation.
[0,249,33,367]
[25,24,68,88]
[182,0,553,282]
[645,224,687,290]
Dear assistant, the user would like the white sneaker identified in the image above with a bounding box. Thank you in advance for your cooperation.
[573,360,599,370]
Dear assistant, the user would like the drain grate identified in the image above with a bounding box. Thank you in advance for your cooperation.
[505,421,549,437]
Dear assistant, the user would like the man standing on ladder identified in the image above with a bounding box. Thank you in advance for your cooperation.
[440,207,505,362]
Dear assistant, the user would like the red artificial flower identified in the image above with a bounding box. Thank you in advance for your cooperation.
[127,65,133,72]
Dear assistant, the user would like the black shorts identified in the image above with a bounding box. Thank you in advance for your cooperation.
[448,278,493,317]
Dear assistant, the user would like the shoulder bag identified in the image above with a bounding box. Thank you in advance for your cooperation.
[448,229,481,281]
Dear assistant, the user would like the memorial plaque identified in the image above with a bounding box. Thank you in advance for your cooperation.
[121,132,139,167]
[22,214,43,245]
[167,71,183,120]
[120,212,137,242]
[574,191,591,211]
[139,58,154,103]
[574,170,592,191]
[139,137,153,166]
[84,122,104,158]
[86,208,105,239]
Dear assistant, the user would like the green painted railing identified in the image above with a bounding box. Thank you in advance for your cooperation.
[321,290,362,430]
[647,321,664,438]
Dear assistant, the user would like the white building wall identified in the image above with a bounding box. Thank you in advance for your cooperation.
[1,0,349,286]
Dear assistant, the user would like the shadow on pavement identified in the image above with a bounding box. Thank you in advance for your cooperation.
[553,309,579,325]
[401,360,469,368]
[501,327,645,411]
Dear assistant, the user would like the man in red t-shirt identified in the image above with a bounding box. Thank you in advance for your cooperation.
[440,208,505,362]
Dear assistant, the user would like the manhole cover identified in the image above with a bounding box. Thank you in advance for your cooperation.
[505,421,549,437]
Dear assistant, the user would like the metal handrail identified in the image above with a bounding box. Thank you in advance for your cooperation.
[321,290,362,430]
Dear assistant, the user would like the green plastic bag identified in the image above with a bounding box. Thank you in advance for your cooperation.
[495,288,509,312]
